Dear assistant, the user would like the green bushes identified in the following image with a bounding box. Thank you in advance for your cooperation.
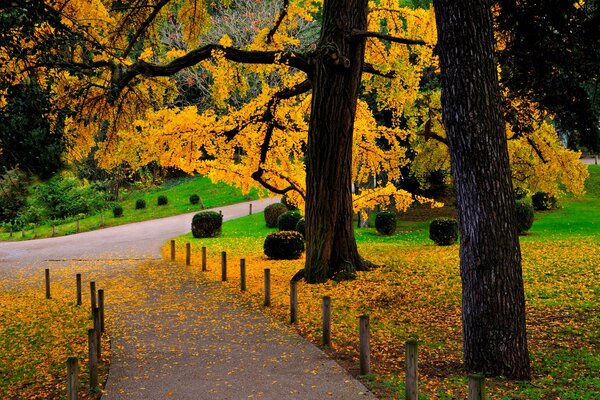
[157,195,168,206]
[263,231,305,259]
[135,199,146,210]
[296,217,305,237]
[532,191,558,210]
[515,201,534,234]
[189,194,200,205]
[264,203,288,228]
[514,187,528,200]
[429,218,458,245]
[278,210,302,231]
[375,211,397,235]
[112,205,123,218]
[191,211,223,238]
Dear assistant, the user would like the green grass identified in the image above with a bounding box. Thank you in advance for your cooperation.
[0,175,262,241]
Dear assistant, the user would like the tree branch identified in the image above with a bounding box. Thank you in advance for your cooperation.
[351,30,427,45]
[266,0,289,44]
[362,63,395,78]
[122,0,171,59]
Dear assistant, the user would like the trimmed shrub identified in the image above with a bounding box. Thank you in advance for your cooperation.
[264,231,305,259]
[375,211,397,235]
[112,205,123,218]
[278,210,302,231]
[157,195,168,206]
[429,217,458,246]
[532,191,557,211]
[264,203,288,228]
[191,211,223,238]
[514,187,528,200]
[135,199,146,210]
[296,217,305,237]
[189,194,200,205]
[515,200,534,234]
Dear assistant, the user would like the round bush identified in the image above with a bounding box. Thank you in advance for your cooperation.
[429,217,458,246]
[515,200,534,234]
[514,187,528,200]
[278,210,303,231]
[157,195,168,206]
[135,199,146,210]
[375,211,397,235]
[189,194,200,205]
[112,205,123,218]
[191,211,223,238]
[531,191,557,211]
[296,217,305,237]
[264,203,288,228]
[264,231,305,259]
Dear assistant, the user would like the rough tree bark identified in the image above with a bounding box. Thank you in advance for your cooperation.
[304,0,371,283]
[433,0,531,379]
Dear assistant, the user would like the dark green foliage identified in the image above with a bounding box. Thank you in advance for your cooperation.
[191,211,223,238]
[0,169,29,223]
[375,211,397,235]
[281,194,299,210]
[515,200,534,234]
[514,187,528,200]
[135,199,146,210]
[264,203,288,228]
[157,195,168,206]
[277,210,302,231]
[532,191,558,211]
[263,231,305,259]
[189,194,200,205]
[296,217,306,237]
[112,205,123,218]
[429,218,459,246]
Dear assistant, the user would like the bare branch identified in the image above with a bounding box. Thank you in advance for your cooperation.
[266,0,289,44]
[362,63,395,78]
[122,0,172,59]
[351,29,427,46]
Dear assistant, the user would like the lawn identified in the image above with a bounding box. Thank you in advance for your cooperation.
[168,165,599,399]
[0,175,262,241]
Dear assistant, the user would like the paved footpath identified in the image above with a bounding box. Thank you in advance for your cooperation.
[0,199,376,399]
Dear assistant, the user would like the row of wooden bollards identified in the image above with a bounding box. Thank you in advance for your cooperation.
[44,269,106,399]
[168,244,487,400]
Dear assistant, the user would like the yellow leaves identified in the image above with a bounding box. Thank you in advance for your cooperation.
[138,47,154,62]
[179,0,211,46]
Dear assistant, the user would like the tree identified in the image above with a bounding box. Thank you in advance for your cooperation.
[432,0,530,379]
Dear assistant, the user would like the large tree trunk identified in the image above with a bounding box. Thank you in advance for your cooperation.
[304,0,370,283]
[433,0,531,379]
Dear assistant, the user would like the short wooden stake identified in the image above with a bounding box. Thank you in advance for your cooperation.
[219,210,222,215]
[359,315,370,375]
[66,356,78,400]
[90,281,97,311]
[201,246,207,271]
[100,212,104,227]
[185,243,191,266]
[263,268,271,307]
[98,289,105,333]
[170,239,176,261]
[93,308,101,359]
[76,274,82,306]
[45,268,51,299]
[405,340,418,400]
[249,203,253,215]
[322,296,331,346]
[88,328,98,389]
[468,374,485,400]
[221,251,227,281]
[52,225,56,237]
[290,280,298,324]
[76,219,80,233]
[240,259,246,291]
[21,228,25,238]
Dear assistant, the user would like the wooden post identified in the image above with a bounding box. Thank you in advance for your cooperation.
[45,268,51,299]
[221,251,227,281]
[90,281,97,311]
[322,296,331,346]
[21,228,25,238]
[202,246,207,271]
[66,357,78,400]
[52,225,56,237]
[76,274,82,306]
[219,210,222,215]
[93,308,101,359]
[240,259,246,291]
[263,268,271,307]
[98,289,105,334]
[76,219,80,233]
[359,315,370,375]
[185,243,191,266]
[468,374,485,400]
[405,340,418,400]
[249,203,253,215]
[290,280,298,324]
[170,239,175,261]
[100,212,104,227]
[88,329,98,389]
